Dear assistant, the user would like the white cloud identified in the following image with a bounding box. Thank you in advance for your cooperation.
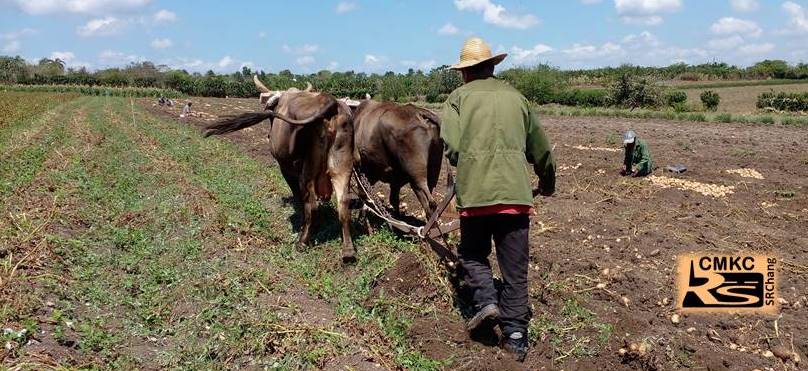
[336,1,357,14]
[153,9,176,23]
[707,35,745,50]
[0,28,37,54]
[77,16,123,37]
[615,0,682,25]
[258,31,267,39]
[730,0,758,12]
[454,0,539,29]
[0,28,38,40]
[40,51,91,69]
[3,40,21,53]
[50,51,76,62]
[296,56,315,66]
[738,42,774,55]
[563,42,624,60]
[621,30,660,49]
[510,44,553,63]
[218,56,234,68]
[783,1,808,34]
[327,61,339,70]
[150,38,172,49]
[400,59,437,70]
[12,0,151,15]
[363,54,389,70]
[710,17,762,37]
[438,23,460,35]
[365,54,382,64]
[282,44,319,55]
[98,50,141,66]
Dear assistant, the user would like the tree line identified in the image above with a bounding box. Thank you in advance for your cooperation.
[1,55,807,104]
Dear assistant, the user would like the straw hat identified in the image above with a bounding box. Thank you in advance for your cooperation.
[450,37,507,70]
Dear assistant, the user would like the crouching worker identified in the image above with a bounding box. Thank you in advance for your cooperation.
[621,130,653,177]
[441,37,556,362]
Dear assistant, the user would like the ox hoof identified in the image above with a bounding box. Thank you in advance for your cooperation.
[342,253,357,264]
[295,241,309,251]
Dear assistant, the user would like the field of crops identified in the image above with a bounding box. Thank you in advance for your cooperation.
[0,92,78,128]
[0,84,182,99]
[683,82,808,114]
[2,92,807,370]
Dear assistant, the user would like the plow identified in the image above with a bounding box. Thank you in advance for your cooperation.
[351,168,462,266]
[351,167,546,268]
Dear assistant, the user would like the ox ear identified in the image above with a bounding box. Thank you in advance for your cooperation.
[340,97,361,108]
[365,93,371,100]
[304,82,313,92]
[261,92,281,110]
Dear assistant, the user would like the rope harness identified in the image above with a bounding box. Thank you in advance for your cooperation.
[351,164,460,265]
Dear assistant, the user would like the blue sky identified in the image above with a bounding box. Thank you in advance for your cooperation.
[1,0,807,73]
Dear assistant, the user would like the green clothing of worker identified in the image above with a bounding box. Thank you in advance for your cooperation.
[440,77,556,208]
[439,36,556,363]
[621,130,653,177]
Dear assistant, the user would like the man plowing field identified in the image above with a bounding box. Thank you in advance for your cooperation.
[440,37,556,362]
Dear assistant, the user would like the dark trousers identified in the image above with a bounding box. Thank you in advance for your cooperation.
[459,214,530,335]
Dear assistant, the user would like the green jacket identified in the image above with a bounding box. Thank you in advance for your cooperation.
[624,138,653,176]
[440,77,556,209]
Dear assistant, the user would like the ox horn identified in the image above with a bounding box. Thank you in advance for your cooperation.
[253,75,271,93]
[304,82,313,92]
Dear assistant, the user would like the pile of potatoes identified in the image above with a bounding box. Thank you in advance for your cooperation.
[571,145,621,153]
[726,168,764,180]
[648,175,735,198]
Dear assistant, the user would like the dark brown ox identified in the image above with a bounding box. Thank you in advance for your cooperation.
[352,100,442,217]
[204,77,357,262]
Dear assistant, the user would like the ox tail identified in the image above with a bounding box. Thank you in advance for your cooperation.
[204,112,273,137]
[204,99,338,137]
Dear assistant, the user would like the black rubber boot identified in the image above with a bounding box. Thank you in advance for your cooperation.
[466,303,499,331]
[503,331,528,362]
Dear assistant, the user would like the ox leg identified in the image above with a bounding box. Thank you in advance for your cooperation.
[279,161,303,205]
[390,183,403,217]
[411,180,437,219]
[297,177,317,249]
[330,170,355,263]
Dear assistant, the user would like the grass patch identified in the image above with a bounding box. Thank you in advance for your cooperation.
[671,79,808,90]
[781,115,808,127]
[528,297,614,364]
[537,103,808,127]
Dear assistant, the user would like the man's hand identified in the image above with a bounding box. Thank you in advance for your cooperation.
[619,169,633,177]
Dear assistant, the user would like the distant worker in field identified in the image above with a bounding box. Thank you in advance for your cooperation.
[180,101,193,118]
[620,130,653,177]
[441,37,556,362]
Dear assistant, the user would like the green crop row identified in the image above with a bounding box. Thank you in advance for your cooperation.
[757,91,808,112]
[0,84,183,98]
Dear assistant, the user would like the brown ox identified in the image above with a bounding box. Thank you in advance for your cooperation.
[204,77,357,263]
[352,100,442,217]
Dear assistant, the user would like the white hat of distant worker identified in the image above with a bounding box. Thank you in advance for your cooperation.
[623,130,637,145]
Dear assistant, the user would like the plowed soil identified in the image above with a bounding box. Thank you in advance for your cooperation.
[144,96,808,370]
